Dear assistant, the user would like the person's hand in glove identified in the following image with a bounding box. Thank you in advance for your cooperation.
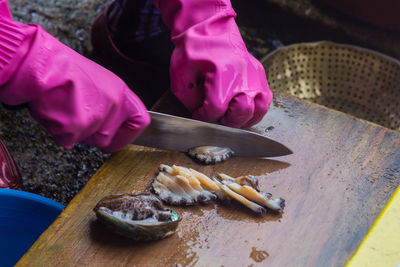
[0,0,150,153]
[153,0,273,128]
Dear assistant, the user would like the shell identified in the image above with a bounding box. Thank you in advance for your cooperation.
[94,193,181,241]
[187,146,234,164]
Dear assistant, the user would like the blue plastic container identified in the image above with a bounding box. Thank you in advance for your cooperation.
[0,189,64,266]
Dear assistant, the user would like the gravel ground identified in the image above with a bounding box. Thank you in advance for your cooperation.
[0,107,109,205]
[2,0,397,205]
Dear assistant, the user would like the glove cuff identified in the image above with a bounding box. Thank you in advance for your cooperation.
[0,0,13,21]
[0,18,36,88]
[0,19,25,72]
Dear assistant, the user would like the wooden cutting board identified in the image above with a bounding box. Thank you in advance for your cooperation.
[17,92,400,267]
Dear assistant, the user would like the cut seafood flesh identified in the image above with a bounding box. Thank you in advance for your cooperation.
[94,193,181,241]
[152,164,285,214]
[187,146,234,164]
[219,184,267,214]
[218,173,260,192]
[218,174,285,212]
[153,164,217,205]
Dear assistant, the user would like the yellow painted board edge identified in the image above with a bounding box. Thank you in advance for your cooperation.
[346,185,400,267]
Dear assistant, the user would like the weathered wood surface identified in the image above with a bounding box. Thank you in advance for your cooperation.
[17,92,400,267]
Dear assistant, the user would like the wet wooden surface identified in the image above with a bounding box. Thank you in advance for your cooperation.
[17,92,400,267]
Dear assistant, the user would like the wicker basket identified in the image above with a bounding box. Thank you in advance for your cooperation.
[261,41,400,131]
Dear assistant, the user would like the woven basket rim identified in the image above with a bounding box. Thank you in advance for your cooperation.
[260,41,400,66]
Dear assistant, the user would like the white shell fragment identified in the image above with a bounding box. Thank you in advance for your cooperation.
[152,165,285,214]
[187,146,234,164]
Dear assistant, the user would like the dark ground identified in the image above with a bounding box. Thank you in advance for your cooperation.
[3,0,399,205]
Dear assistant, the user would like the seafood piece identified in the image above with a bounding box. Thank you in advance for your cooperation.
[211,177,232,201]
[218,173,260,191]
[188,167,220,192]
[175,175,205,202]
[217,173,235,182]
[219,184,266,214]
[161,164,204,191]
[159,164,174,174]
[154,172,194,205]
[172,165,217,201]
[173,165,218,191]
[171,165,203,190]
[222,179,285,212]
[187,146,234,164]
[216,173,285,213]
[235,175,260,191]
[162,164,221,193]
[94,193,181,241]
[153,164,217,205]
[152,181,191,206]
[152,164,285,214]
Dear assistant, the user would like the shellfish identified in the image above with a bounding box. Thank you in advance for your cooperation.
[152,164,218,205]
[94,193,181,241]
[152,164,285,214]
[187,146,234,164]
[217,174,285,213]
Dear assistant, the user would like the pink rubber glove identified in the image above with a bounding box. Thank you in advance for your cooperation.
[153,0,273,128]
[0,0,150,152]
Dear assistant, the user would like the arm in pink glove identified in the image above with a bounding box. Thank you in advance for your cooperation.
[153,0,273,128]
[0,0,150,153]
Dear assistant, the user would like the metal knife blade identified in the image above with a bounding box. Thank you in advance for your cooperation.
[132,111,292,157]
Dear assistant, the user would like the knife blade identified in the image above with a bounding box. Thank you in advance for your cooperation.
[132,111,292,157]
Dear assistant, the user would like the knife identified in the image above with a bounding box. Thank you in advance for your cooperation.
[132,111,292,157]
